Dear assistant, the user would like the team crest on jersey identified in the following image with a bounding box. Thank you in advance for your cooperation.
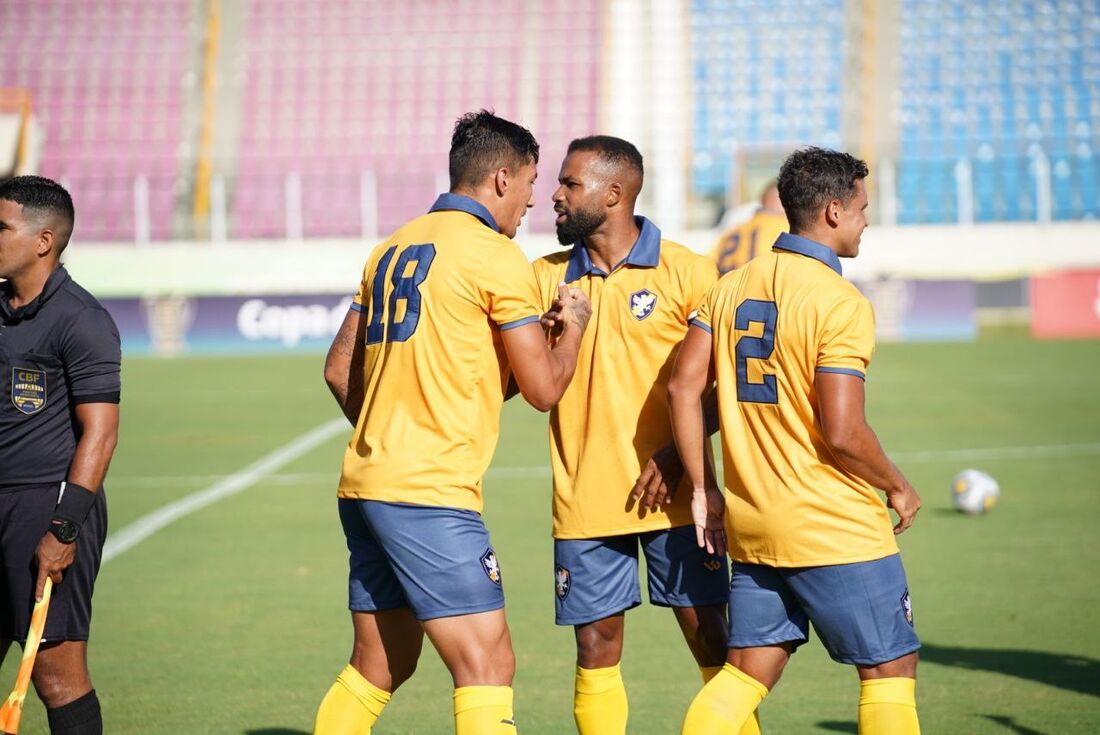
[901,588,914,626]
[481,549,502,586]
[555,565,571,600]
[629,289,657,321]
[11,367,46,415]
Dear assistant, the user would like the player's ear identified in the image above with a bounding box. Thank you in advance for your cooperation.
[35,227,56,258]
[824,199,842,228]
[494,167,509,197]
[605,181,623,208]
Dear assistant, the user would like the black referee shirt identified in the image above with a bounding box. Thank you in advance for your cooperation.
[0,266,121,487]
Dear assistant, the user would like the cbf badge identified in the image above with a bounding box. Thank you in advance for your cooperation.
[901,588,914,626]
[629,289,657,321]
[555,565,571,600]
[481,549,502,586]
[11,367,46,415]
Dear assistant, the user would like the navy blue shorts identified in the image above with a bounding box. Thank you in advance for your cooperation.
[554,526,729,626]
[0,483,107,643]
[727,554,920,666]
[338,499,505,622]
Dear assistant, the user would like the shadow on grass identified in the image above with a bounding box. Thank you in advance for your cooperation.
[921,642,1099,698]
[819,715,1048,734]
[244,730,309,735]
[981,714,1050,735]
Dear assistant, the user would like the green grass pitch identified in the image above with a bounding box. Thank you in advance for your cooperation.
[2,335,1098,733]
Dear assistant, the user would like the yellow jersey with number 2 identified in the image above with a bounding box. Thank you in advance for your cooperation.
[693,232,898,567]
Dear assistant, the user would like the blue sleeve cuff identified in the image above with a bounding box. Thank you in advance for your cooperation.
[816,366,866,380]
[690,319,712,334]
[350,302,367,313]
[499,315,540,331]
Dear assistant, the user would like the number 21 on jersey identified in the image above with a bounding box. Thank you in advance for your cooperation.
[366,243,436,345]
[735,299,778,404]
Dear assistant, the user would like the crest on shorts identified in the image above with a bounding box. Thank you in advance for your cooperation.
[481,549,502,586]
[629,289,657,321]
[901,588,914,626]
[555,565,571,600]
[703,558,723,573]
[11,367,46,415]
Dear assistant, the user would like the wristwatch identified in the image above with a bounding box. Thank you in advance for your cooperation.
[48,520,79,544]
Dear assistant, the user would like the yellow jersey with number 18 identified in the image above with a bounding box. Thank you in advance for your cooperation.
[337,194,542,513]
[693,232,898,567]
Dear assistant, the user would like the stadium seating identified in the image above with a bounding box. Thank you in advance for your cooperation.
[233,0,601,238]
[897,0,1099,223]
[689,0,847,196]
[0,0,191,241]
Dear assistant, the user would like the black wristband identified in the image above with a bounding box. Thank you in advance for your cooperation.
[53,482,97,526]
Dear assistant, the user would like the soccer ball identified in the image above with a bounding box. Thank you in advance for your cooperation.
[951,469,1000,515]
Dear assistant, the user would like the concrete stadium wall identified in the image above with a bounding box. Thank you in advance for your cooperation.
[65,222,1100,298]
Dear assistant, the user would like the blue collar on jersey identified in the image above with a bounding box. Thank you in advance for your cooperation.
[772,232,843,276]
[428,193,500,233]
[563,216,661,282]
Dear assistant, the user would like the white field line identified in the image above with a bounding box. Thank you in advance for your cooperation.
[102,418,348,564]
[106,440,1100,492]
[100,439,1099,563]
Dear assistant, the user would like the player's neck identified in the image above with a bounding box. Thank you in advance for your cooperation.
[791,227,841,256]
[583,217,640,273]
[4,263,55,309]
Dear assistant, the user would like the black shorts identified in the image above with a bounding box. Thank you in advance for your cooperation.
[0,483,107,643]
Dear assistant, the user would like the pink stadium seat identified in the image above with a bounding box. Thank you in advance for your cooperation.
[0,0,190,242]
[232,0,601,238]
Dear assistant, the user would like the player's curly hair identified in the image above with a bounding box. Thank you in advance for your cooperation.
[777,147,868,232]
[0,175,75,252]
[449,110,539,190]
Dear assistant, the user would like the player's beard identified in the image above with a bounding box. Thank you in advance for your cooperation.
[555,206,607,246]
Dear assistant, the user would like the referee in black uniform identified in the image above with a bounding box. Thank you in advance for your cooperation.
[0,176,119,735]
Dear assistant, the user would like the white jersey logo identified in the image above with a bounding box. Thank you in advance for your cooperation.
[630,289,657,321]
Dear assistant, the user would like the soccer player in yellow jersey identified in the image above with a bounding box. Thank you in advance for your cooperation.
[534,136,760,735]
[316,111,592,735]
[670,147,923,735]
[709,182,788,275]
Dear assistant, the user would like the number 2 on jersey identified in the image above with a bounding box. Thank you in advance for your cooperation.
[735,299,778,404]
[366,243,436,344]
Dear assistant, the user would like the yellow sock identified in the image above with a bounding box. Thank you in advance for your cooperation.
[699,666,763,735]
[454,685,516,734]
[574,664,628,735]
[700,665,723,683]
[682,663,768,735]
[858,677,920,735]
[699,666,762,734]
[313,663,390,735]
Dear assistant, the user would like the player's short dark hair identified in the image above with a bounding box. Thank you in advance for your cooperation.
[449,110,539,190]
[777,147,868,232]
[567,135,644,180]
[0,175,76,252]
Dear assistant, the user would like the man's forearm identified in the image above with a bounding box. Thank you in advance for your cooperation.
[67,427,117,492]
[546,322,582,399]
[670,390,710,490]
[830,422,910,493]
[327,377,363,426]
